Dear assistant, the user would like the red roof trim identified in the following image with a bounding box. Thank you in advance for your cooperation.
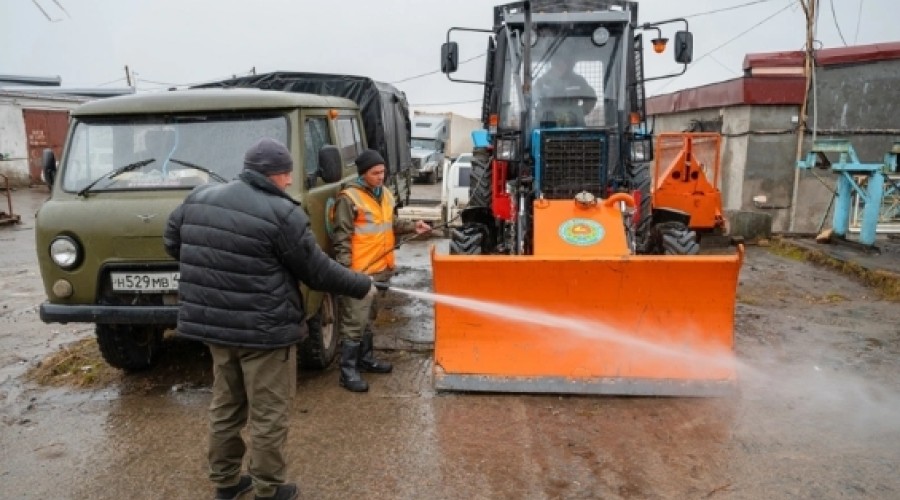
[646,76,806,115]
[743,41,900,70]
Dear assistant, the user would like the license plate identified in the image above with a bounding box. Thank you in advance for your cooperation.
[110,272,180,292]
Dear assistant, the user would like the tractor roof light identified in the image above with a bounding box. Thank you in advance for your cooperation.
[652,37,668,54]
[644,25,668,54]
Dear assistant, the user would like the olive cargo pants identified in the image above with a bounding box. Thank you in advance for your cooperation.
[338,269,389,341]
[206,344,296,498]
[338,292,376,342]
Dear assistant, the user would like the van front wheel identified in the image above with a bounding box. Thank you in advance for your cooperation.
[299,293,340,369]
[95,324,164,372]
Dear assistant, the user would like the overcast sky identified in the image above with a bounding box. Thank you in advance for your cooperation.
[2,0,895,117]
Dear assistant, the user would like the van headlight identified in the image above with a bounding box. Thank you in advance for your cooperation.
[50,236,82,270]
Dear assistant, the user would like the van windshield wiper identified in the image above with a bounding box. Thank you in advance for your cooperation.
[167,158,229,183]
[77,158,156,197]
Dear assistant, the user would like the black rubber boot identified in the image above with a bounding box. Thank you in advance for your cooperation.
[215,475,252,500]
[339,341,368,392]
[358,331,393,374]
[255,483,299,500]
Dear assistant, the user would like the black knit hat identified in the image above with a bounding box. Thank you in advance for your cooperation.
[355,149,385,175]
[243,138,293,175]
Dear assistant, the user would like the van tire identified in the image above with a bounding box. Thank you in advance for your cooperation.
[96,324,164,372]
[299,293,340,369]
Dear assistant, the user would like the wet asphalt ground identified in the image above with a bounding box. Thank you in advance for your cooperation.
[1,184,899,499]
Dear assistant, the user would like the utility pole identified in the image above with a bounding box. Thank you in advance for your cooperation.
[789,0,818,233]
[124,65,133,88]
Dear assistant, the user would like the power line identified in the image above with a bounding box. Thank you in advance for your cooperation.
[853,0,864,44]
[410,99,482,107]
[829,0,847,45]
[93,76,127,87]
[680,0,781,19]
[389,53,486,85]
[650,0,796,95]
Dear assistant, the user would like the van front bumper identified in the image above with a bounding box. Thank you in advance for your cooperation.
[39,302,178,325]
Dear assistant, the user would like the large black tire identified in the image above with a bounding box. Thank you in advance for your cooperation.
[656,222,700,255]
[468,148,492,209]
[449,225,486,255]
[95,324,164,372]
[627,161,654,254]
[298,293,339,369]
[654,221,700,255]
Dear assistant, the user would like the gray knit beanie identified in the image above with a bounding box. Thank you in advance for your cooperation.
[355,149,385,175]
[243,138,293,175]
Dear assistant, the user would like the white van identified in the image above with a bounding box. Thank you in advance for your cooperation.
[443,153,472,226]
[397,152,472,232]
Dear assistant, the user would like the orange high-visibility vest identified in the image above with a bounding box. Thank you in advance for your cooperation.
[340,186,396,274]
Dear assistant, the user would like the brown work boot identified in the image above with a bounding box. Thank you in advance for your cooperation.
[214,475,252,500]
[255,483,299,500]
[358,331,393,373]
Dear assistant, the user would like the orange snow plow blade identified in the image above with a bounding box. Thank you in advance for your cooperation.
[430,197,744,396]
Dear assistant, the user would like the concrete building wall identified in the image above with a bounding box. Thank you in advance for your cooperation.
[791,59,900,233]
[0,93,86,186]
[0,104,30,185]
[648,57,900,234]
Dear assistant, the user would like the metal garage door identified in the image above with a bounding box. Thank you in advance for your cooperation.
[23,109,69,184]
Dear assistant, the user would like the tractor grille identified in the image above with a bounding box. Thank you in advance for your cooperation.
[539,131,611,199]
[411,158,421,169]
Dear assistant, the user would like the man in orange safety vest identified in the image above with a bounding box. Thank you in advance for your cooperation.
[332,149,431,392]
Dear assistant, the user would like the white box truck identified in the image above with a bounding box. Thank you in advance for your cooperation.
[410,111,480,184]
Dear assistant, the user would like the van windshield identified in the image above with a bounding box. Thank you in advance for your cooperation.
[61,112,288,193]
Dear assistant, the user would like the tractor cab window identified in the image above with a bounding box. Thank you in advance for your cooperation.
[499,23,625,131]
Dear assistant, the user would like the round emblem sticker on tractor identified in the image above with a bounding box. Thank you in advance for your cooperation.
[559,218,605,246]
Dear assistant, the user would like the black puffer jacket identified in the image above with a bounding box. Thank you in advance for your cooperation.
[164,170,371,348]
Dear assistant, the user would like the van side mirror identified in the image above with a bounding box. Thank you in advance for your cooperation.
[317,145,343,184]
[674,31,693,64]
[41,148,57,188]
[441,42,459,74]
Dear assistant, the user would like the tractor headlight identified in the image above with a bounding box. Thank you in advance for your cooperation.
[497,138,519,161]
[49,236,82,270]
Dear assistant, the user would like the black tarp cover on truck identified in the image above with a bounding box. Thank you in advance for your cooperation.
[195,72,413,202]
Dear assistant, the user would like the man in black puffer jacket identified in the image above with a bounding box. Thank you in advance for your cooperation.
[164,138,373,500]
